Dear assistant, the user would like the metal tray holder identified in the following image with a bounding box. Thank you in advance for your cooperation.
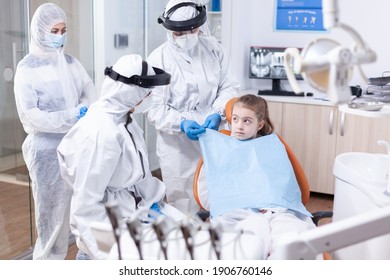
[348,96,385,111]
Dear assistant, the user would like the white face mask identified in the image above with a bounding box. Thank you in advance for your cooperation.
[175,33,199,50]
[44,33,66,49]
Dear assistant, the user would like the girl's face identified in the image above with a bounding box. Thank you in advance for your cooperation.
[231,103,264,140]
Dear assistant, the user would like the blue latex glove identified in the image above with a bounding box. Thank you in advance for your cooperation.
[78,106,88,120]
[180,120,206,140]
[148,202,164,220]
[202,113,221,131]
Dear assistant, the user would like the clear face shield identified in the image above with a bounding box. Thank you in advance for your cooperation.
[158,2,211,49]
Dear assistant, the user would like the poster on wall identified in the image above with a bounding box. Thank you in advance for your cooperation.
[275,0,325,31]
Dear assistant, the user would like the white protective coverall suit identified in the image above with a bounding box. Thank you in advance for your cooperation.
[57,54,183,260]
[145,0,240,214]
[13,3,96,259]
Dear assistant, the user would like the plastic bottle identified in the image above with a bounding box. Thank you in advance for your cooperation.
[211,0,221,12]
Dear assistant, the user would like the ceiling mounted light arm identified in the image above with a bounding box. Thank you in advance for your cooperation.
[338,23,376,83]
[339,22,377,85]
[322,0,339,29]
[323,0,369,51]
[327,47,354,103]
[284,0,376,104]
[322,0,376,95]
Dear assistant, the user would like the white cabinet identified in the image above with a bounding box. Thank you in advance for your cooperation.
[267,101,283,134]
[271,100,390,195]
[335,112,390,155]
[281,103,338,194]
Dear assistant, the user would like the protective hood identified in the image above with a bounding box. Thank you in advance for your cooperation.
[166,0,198,21]
[30,3,66,54]
[96,54,169,122]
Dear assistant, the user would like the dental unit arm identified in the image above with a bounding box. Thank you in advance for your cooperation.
[284,0,376,105]
[271,205,390,259]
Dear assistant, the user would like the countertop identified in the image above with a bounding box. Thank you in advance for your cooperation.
[242,89,390,118]
[242,89,334,106]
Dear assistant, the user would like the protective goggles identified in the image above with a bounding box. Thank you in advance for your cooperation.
[157,2,207,32]
[104,60,171,88]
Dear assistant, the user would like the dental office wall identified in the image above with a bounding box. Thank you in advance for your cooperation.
[93,0,168,93]
[93,0,168,170]
[222,0,390,94]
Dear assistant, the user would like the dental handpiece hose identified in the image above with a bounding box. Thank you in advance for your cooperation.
[208,223,222,260]
[126,218,144,260]
[152,215,173,260]
[180,218,195,260]
[105,202,123,260]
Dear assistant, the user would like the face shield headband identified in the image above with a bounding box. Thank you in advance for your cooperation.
[157,2,207,32]
[104,60,171,88]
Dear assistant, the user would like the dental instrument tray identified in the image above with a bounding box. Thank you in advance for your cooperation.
[348,96,385,111]
[365,71,390,103]
[366,84,390,95]
[365,84,390,103]
[368,76,390,86]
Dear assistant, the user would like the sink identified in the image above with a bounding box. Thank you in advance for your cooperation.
[333,152,390,259]
[333,152,390,207]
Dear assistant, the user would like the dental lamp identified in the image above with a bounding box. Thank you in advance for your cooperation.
[284,0,376,104]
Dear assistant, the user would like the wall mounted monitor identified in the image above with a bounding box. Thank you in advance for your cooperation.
[275,0,325,31]
[249,46,303,96]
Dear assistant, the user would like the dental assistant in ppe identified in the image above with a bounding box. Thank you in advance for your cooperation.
[145,0,240,214]
[57,54,184,260]
[13,3,97,260]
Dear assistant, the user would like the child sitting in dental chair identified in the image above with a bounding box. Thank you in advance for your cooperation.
[189,94,317,259]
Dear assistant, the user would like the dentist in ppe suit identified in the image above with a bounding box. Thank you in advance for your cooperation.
[57,54,184,260]
[14,3,96,259]
[145,0,240,214]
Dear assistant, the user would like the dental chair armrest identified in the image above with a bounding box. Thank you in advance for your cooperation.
[195,210,334,225]
[311,211,333,226]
